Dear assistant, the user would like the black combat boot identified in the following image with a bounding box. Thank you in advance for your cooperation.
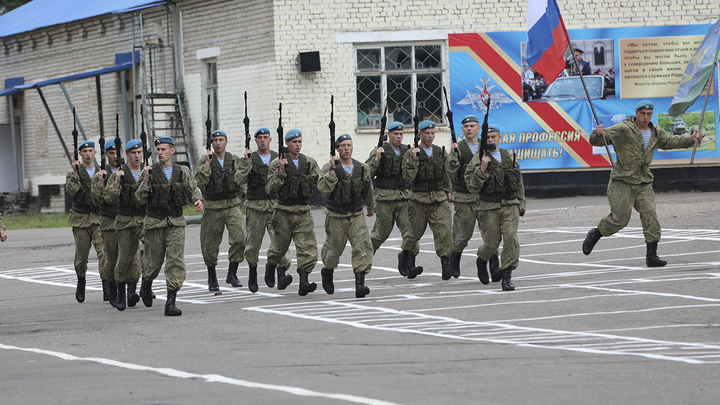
[265,263,276,288]
[397,250,409,277]
[207,266,219,291]
[226,261,243,288]
[127,282,140,307]
[116,283,127,311]
[355,271,370,298]
[489,255,501,283]
[582,228,602,255]
[441,255,452,280]
[298,271,317,296]
[102,279,109,302]
[321,267,334,294]
[108,281,118,308]
[75,276,86,303]
[449,250,462,278]
[406,254,424,279]
[248,265,259,293]
[141,278,153,307]
[164,290,182,316]
[646,242,667,267]
[277,267,293,290]
[476,257,490,285]
[501,267,515,291]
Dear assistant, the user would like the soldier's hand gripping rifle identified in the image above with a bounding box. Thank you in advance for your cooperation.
[377,97,388,158]
[480,95,495,155]
[243,91,251,156]
[115,113,124,169]
[443,86,458,154]
[99,110,106,180]
[140,105,152,177]
[329,95,336,158]
[413,90,420,157]
[72,107,79,172]
[205,94,213,161]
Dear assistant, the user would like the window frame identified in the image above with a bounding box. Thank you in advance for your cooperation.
[203,59,219,131]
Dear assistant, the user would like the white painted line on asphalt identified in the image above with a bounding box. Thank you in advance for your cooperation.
[0,343,401,405]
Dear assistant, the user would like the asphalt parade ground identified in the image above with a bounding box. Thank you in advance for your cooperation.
[1,191,719,404]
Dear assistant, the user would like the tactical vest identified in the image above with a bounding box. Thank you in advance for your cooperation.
[72,166,99,214]
[453,140,476,194]
[97,170,118,218]
[146,163,189,219]
[202,153,239,201]
[326,159,367,214]
[411,145,446,192]
[478,149,522,202]
[117,165,146,217]
[277,154,314,206]
[246,151,279,200]
[374,143,409,190]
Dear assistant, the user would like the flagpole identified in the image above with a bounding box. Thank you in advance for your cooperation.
[690,62,716,164]
[563,36,615,168]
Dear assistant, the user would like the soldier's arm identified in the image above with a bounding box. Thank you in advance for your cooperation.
[446,150,460,179]
[65,171,80,196]
[317,162,337,196]
[362,163,376,213]
[183,166,204,204]
[401,150,419,182]
[442,152,453,194]
[233,156,252,185]
[365,148,380,178]
[194,156,210,187]
[308,157,321,186]
[135,171,150,205]
[590,123,616,147]
[104,171,121,205]
[655,126,693,150]
[516,161,526,214]
[464,154,489,194]
[90,174,105,206]
[265,158,285,194]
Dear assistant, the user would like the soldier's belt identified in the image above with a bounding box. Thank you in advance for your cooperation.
[247,192,278,201]
[479,192,518,202]
[118,206,146,217]
[278,197,310,206]
[146,207,183,219]
[72,204,100,214]
[204,192,238,201]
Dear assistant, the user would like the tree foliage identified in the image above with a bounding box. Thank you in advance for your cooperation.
[0,0,33,16]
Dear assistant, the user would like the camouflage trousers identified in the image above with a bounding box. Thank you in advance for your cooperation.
[477,204,520,270]
[267,209,318,274]
[370,199,409,252]
[598,180,660,243]
[115,224,143,283]
[72,224,105,279]
[200,205,245,268]
[101,229,118,282]
[322,213,373,274]
[452,201,479,253]
[245,207,291,269]
[143,225,186,291]
[401,199,453,258]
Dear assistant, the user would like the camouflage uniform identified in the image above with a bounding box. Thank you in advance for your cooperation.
[465,148,525,290]
[135,163,203,295]
[195,153,251,290]
[245,151,291,269]
[365,143,410,252]
[265,154,320,293]
[590,117,693,242]
[66,166,105,302]
[317,158,376,297]
[92,172,118,283]
[0,211,4,232]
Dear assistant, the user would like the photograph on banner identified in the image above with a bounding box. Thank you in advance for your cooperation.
[448,24,720,171]
[657,111,717,152]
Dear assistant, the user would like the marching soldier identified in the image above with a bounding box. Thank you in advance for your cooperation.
[105,139,146,311]
[194,130,252,292]
[264,129,321,296]
[365,121,411,273]
[136,136,204,316]
[66,140,106,303]
[399,120,459,279]
[0,211,7,242]
[448,114,499,281]
[318,134,376,298]
[92,140,121,307]
[244,128,292,293]
[464,124,525,291]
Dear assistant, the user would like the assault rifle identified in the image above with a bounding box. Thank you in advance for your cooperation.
[277,103,287,169]
[480,95,496,154]
[115,113,124,168]
[243,91,251,154]
[99,111,106,180]
[72,107,79,171]
[205,94,213,160]
[329,95,336,157]
[140,105,152,176]
[443,86,458,153]
[413,90,420,157]
[377,97,388,157]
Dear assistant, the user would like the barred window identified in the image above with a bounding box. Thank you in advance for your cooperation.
[355,43,445,128]
[204,60,219,131]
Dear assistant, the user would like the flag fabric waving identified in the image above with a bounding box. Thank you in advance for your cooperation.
[526,0,569,85]
[668,18,720,117]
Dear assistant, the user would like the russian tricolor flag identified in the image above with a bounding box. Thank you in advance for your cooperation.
[526,0,569,84]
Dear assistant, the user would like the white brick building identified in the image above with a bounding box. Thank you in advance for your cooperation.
[0,0,716,197]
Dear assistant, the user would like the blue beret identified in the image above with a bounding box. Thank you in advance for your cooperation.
[488,124,500,133]
[125,139,142,151]
[154,136,174,146]
[254,127,271,137]
[635,100,654,111]
[212,130,227,138]
[387,122,404,131]
[78,140,95,150]
[104,139,120,151]
[418,120,436,131]
[285,129,302,140]
[461,115,479,124]
[335,134,352,146]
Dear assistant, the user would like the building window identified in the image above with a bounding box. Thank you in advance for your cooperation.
[204,60,219,131]
[593,46,605,66]
[355,43,445,128]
